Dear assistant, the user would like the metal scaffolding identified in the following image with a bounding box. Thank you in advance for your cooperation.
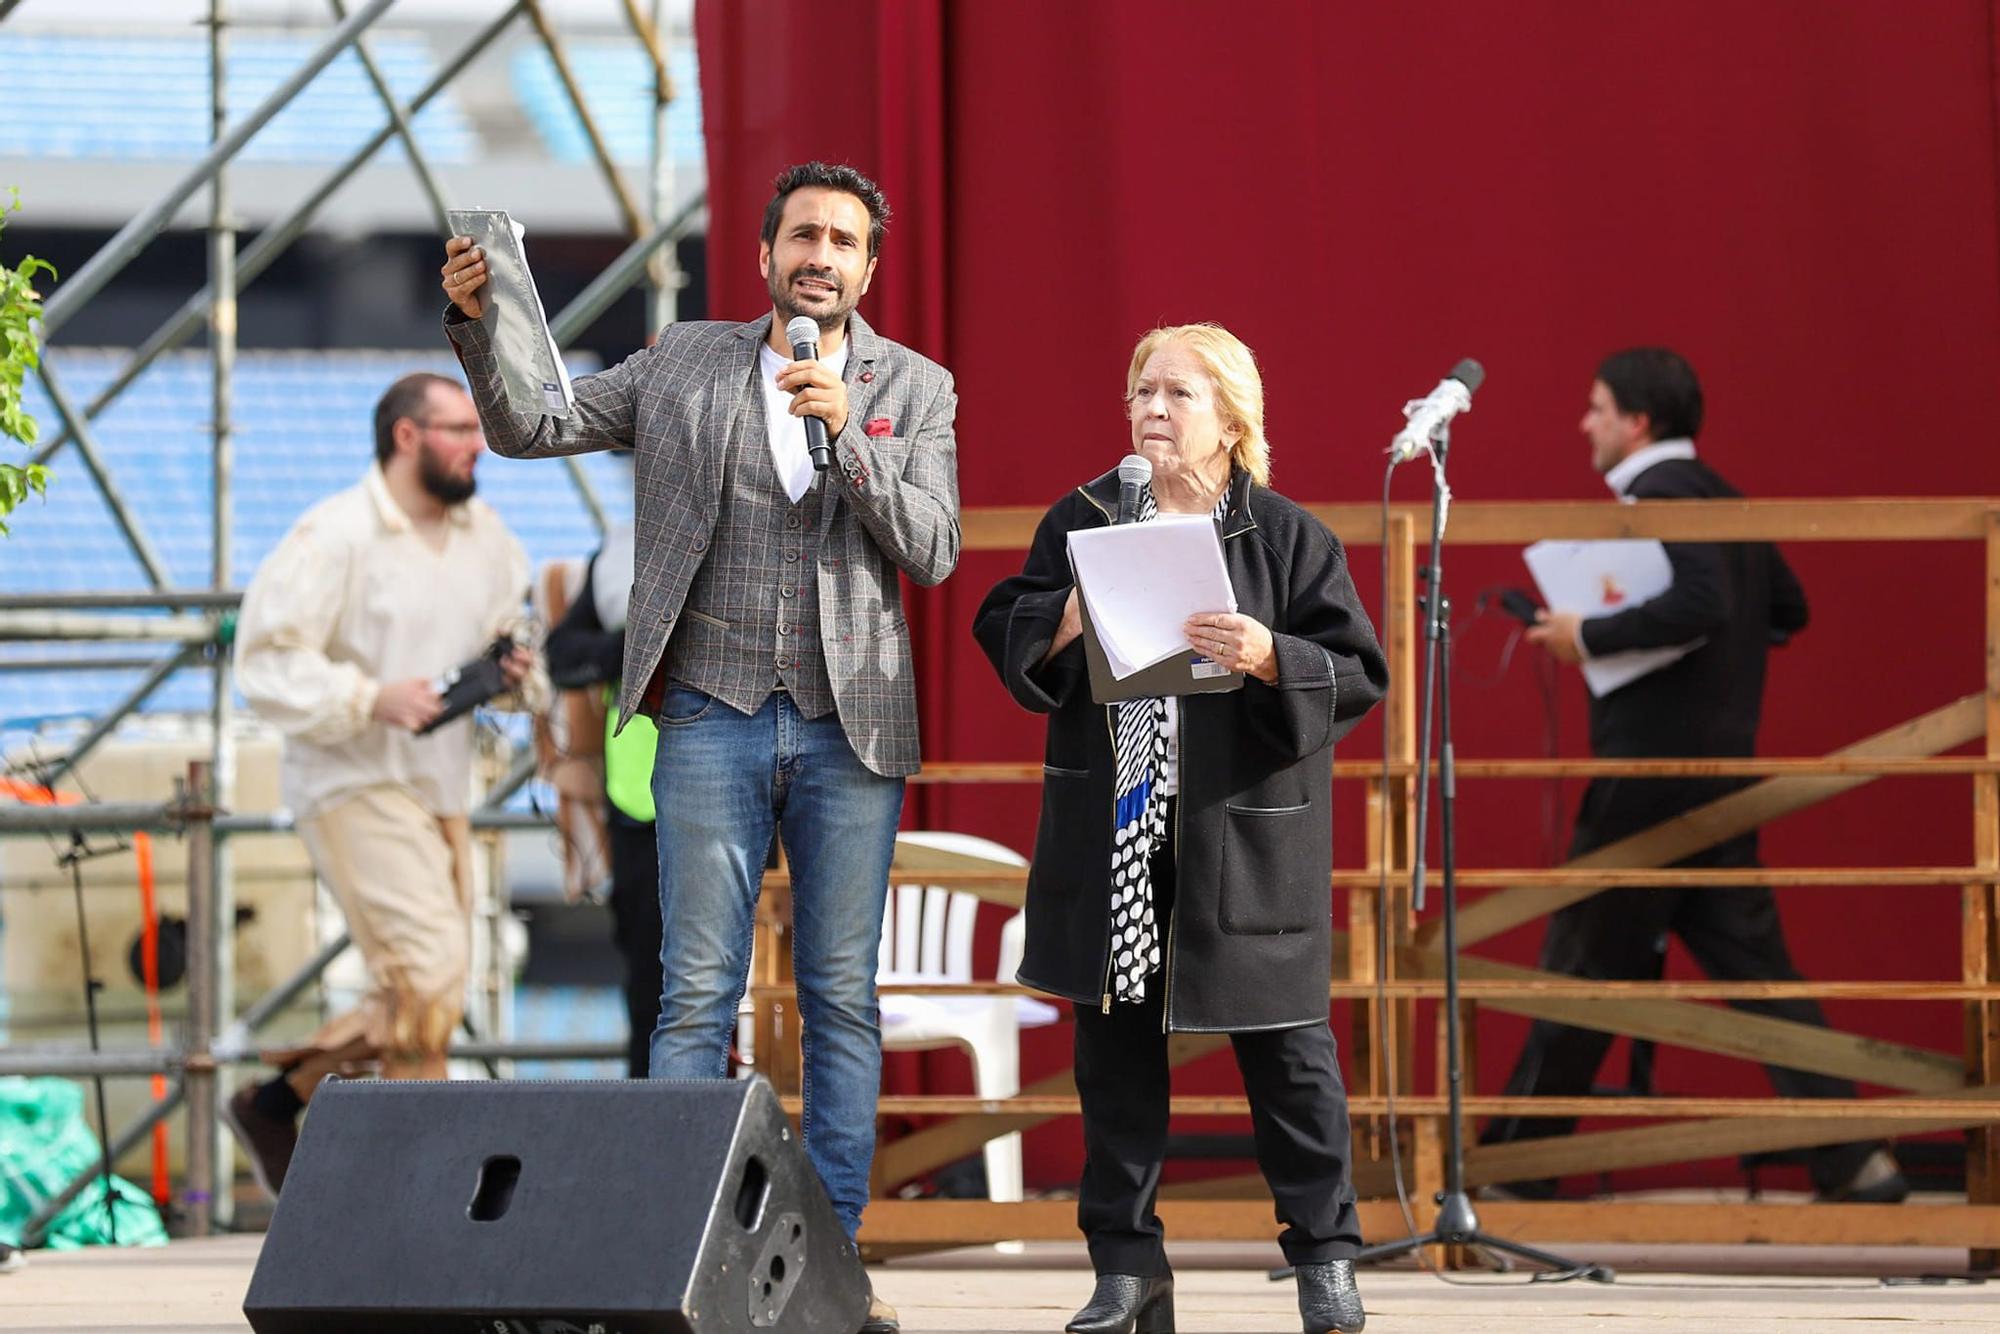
[0,0,700,1239]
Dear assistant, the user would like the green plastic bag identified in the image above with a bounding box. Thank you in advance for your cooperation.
[0,1076,168,1250]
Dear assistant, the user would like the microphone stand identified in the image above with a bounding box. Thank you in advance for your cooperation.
[1272,421,1614,1285]
[1354,422,1612,1281]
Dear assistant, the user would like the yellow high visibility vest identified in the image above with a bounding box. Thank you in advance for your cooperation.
[603,687,658,823]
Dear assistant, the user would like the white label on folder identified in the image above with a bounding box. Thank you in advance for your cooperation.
[1190,658,1231,679]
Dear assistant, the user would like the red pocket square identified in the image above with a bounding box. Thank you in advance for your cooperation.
[865,417,894,437]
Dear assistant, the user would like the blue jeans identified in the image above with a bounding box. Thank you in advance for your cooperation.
[648,685,904,1238]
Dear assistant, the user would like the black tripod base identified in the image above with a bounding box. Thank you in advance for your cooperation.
[1270,1193,1615,1285]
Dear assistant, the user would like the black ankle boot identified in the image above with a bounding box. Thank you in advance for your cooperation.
[1066,1273,1175,1334]
[1295,1258,1365,1333]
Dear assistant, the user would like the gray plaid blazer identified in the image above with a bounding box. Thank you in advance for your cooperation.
[446,310,960,777]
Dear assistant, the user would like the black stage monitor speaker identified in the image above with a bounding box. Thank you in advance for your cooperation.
[243,1076,869,1334]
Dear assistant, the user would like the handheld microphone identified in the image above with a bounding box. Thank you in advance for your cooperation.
[785,315,833,472]
[1389,358,1486,464]
[1116,454,1152,525]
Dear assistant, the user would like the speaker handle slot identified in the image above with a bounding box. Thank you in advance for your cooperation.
[467,1154,522,1222]
[733,1155,771,1232]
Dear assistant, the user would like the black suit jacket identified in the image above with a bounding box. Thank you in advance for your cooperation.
[1571,456,1808,858]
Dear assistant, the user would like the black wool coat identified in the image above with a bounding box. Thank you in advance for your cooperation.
[973,467,1389,1031]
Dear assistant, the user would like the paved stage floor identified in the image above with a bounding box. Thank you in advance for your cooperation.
[4,1235,1997,1332]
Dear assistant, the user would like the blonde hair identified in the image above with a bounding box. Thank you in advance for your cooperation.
[1124,323,1270,486]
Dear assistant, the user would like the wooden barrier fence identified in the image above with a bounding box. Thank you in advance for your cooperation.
[744,497,2000,1261]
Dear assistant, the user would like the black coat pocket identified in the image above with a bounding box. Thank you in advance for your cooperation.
[1218,800,1317,934]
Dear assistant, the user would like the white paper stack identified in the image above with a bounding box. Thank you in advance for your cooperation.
[1523,538,1703,697]
[1068,515,1236,680]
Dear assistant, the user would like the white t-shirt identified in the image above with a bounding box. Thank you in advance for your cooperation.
[759,339,851,504]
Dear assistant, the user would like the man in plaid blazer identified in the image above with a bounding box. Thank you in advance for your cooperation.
[443,164,957,1329]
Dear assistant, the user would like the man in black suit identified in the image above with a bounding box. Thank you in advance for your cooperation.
[1483,347,1905,1203]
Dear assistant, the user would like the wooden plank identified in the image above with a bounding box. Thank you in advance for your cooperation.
[847,1094,2000,1119]
[961,498,1999,552]
[757,863,2000,898]
[1462,1085,2000,1186]
[1349,867,1998,888]
[1417,949,1964,1091]
[870,1034,1228,1192]
[1439,756,2000,778]
[854,1197,2000,1247]
[1972,510,2000,1268]
[749,879,801,1096]
[772,978,2000,1001]
[909,757,2000,784]
[1160,1157,1405,1203]
[1469,1201,2000,1247]
[1346,795,1382,1114]
[1439,693,1986,949]
[1413,1116,1445,1267]
[1306,498,2000,546]
[1386,511,1419,1124]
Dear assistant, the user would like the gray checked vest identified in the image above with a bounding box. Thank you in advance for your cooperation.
[659,362,835,717]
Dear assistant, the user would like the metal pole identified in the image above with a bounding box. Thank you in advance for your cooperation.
[38,0,401,340]
[0,802,566,837]
[31,4,528,470]
[32,359,174,587]
[0,655,172,673]
[181,761,219,1237]
[449,1040,623,1062]
[0,802,182,836]
[38,644,201,789]
[522,0,648,239]
[475,746,538,813]
[207,0,241,1230]
[0,610,216,641]
[549,195,702,346]
[0,0,25,24]
[0,1039,621,1074]
[0,590,241,611]
[217,933,350,1056]
[21,1082,187,1247]
[329,0,452,237]
[503,192,703,533]
[0,1049,182,1078]
[627,0,679,334]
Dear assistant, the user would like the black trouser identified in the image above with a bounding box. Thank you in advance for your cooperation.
[1481,830,1878,1194]
[1071,844,1363,1275]
[606,810,663,1079]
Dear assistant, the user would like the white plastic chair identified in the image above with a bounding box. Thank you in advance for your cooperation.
[877,831,1059,1204]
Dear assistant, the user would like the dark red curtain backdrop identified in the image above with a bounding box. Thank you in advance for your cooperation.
[699,1,2000,1189]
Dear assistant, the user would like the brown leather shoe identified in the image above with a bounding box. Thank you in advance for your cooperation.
[858,1291,899,1333]
[223,1083,298,1199]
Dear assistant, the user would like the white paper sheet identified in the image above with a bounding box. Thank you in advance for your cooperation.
[1068,516,1237,679]
[1523,539,1703,697]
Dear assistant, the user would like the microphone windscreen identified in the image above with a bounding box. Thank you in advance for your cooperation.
[1118,454,1153,486]
[1449,358,1486,394]
[784,315,820,353]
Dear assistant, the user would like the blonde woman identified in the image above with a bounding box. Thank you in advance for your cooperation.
[975,324,1388,1334]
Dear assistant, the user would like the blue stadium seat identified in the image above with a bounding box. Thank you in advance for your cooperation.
[0,31,473,163]
[509,41,703,167]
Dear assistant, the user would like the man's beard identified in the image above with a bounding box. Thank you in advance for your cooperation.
[419,445,477,505]
[768,262,857,334]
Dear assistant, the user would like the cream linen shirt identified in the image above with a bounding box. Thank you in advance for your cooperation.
[236,466,548,820]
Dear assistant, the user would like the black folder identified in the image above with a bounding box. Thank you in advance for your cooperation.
[1077,594,1244,703]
